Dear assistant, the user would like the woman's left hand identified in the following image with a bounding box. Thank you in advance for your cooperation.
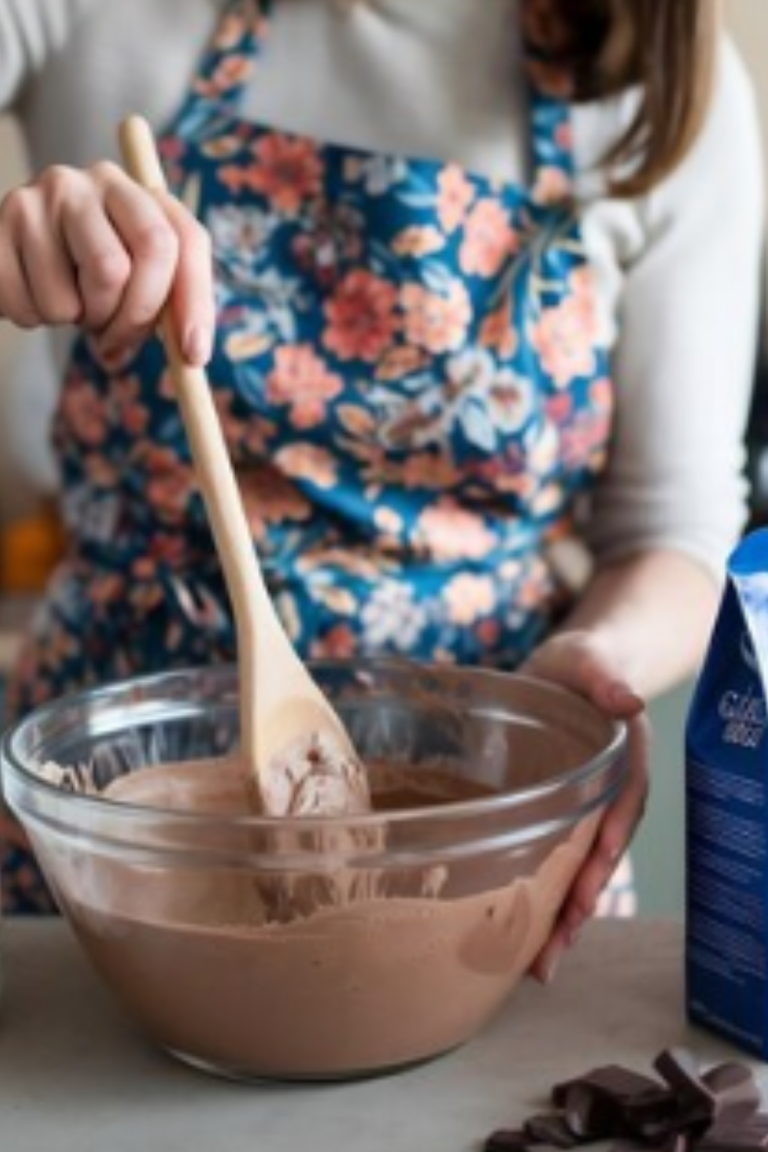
[518,629,651,983]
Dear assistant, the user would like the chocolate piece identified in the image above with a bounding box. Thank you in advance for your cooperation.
[526,1113,583,1146]
[563,1083,622,1139]
[698,1117,768,1152]
[701,1065,762,1123]
[553,1066,666,1109]
[488,1050,766,1152]
[654,1049,717,1132]
[486,1131,535,1152]
[661,1133,693,1152]
[554,1065,676,1141]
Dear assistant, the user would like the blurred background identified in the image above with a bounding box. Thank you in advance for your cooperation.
[0,0,766,915]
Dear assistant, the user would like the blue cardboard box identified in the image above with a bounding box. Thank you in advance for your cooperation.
[686,528,768,1057]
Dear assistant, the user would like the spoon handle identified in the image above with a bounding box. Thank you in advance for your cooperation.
[118,114,266,789]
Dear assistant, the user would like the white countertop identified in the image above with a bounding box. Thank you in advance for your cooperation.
[0,918,761,1152]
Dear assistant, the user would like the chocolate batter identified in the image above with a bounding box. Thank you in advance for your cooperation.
[38,757,597,1079]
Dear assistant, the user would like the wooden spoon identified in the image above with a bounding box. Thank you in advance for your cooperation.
[117,115,370,817]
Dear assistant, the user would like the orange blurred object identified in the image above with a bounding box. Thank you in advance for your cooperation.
[0,501,67,593]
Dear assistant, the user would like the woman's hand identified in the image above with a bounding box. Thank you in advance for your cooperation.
[519,628,650,984]
[0,161,214,366]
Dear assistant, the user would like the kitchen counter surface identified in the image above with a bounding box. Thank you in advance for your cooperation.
[0,918,760,1152]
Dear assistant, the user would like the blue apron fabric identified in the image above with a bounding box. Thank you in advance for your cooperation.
[2,0,614,912]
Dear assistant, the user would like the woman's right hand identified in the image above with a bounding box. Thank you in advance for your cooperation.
[0,161,215,366]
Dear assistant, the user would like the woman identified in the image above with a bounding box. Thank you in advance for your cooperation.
[0,0,762,981]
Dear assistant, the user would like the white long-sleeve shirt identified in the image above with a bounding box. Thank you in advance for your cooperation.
[0,0,764,579]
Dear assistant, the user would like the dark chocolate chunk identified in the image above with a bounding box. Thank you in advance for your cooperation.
[526,1113,583,1147]
[701,1065,762,1123]
[654,1049,717,1132]
[554,1065,676,1141]
[698,1117,768,1152]
[487,1050,765,1152]
[563,1082,622,1139]
[486,1130,535,1152]
[554,1067,666,1110]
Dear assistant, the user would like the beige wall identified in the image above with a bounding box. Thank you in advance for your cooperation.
[728,0,768,202]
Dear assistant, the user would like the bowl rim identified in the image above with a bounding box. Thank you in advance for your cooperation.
[0,658,628,831]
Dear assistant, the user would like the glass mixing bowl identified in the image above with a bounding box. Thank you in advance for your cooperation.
[1,660,626,1081]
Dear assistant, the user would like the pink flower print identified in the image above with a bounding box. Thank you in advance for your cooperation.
[268,345,343,429]
[84,455,119,488]
[392,226,445,258]
[275,443,339,490]
[480,304,518,359]
[215,9,251,50]
[590,375,614,414]
[212,392,275,461]
[113,375,149,436]
[148,532,189,568]
[556,121,573,152]
[401,452,459,491]
[475,617,502,648]
[297,548,381,580]
[219,134,323,214]
[559,410,612,471]
[201,135,244,161]
[237,464,311,539]
[141,447,195,520]
[459,200,518,278]
[373,505,404,545]
[311,624,358,660]
[336,403,377,438]
[487,369,534,435]
[437,165,475,234]
[225,328,273,361]
[415,499,496,562]
[401,281,471,355]
[532,165,572,206]
[546,392,573,425]
[59,377,109,447]
[374,346,428,381]
[195,54,253,99]
[444,573,497,626]
[531,292,598,389]
[323,270,399,362]
[89,573,127,608]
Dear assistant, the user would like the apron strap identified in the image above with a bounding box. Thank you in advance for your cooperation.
[520,0,576,202]
[188,0,272,113]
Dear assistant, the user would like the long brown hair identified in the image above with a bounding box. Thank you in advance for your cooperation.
[525,0,722,197]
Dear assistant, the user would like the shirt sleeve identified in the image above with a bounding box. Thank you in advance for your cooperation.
[0,0,84,109]
[582,38,765,582]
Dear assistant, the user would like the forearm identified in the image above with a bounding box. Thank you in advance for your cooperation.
[556,548,722,699]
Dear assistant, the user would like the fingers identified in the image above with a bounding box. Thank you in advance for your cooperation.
[0,224,40,327]
[526,632,645,719]
[1,186,82,327]
[160,191,215,365]
[90,169,180,362]
[0,161,214,366]
[529,711,651,985]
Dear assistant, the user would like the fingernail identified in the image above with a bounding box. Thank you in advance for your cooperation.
[183,323,212,365]
[539,952,561,986]
[564,925,581,949]
[608,682,644,710]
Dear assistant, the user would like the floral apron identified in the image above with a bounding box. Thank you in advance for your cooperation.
[2,0,625,912]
